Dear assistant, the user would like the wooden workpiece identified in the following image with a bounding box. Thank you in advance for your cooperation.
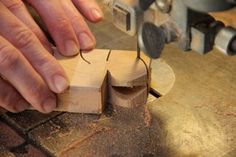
[1,1,235,156]
[54,49,151,114]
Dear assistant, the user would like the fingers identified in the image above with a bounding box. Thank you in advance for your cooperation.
[72,0,103,23]
[26,0,80,56]
[0,35,56,113]
[0,0,52,53]
[60,0,96,50]
[0,77,29,113]
[0,2,69,94]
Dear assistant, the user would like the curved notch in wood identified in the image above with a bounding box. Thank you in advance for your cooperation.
[53,49,151,114]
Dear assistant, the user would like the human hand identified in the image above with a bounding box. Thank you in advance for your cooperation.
[0,0,103,113]
[26,0,103,54]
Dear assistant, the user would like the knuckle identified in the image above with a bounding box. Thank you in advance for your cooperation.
[38,54,52,68]
[28,84,43,100]
[30,27,41,36]
[28,83,48,104]
[71,15,83,22]
[30,27,45,40]
[33,52,56,73]
[3,0,23,11]
[14,28,35,49]
[0,45,18,69]
[54,18,71,31]
[39,57,54,73]
[72,17,89,32]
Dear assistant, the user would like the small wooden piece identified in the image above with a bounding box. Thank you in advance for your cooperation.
[109,86,148,108]
[107,50,151,87]
[55,49,109,114]
[107,50,151,107]
[53,49,150,113]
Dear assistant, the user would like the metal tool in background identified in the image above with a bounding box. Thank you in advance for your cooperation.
[108,0,236,59]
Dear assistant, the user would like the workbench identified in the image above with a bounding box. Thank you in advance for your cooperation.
[0,1,235,156]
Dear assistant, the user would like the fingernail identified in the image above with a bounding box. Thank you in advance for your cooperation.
[91,9,103,20]
[79,33,94,50]
[16,100,30,112]
[65,40,79,56]
[43,97,56,113]
[53,75,69,93]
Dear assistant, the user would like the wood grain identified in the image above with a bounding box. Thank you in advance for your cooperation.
[151,58,175,96]
[55,49,109,114]
[109,86,148,108]
[107,50,151,87]
[107,50,151,107]
[53,49,150,113]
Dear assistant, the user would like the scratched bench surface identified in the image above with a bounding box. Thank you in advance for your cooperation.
[1,0,236,157]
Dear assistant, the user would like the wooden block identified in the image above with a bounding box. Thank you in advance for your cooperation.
[39,49,151,113]
[151,58,175,96]
[107,50,151,87]
[109,86,148,108]
[54,49,109,114]
[107,50,150,107]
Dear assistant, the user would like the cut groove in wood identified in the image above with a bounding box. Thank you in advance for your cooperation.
[50,49,151,113]
[109,86,148,108]
[107,50,151,87]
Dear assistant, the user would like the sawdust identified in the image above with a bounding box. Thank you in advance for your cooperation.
[57,103,165,157]
[58,126,112,157]
[215,108,236,118]
[58,130,74,138]
[144,105,153,127]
